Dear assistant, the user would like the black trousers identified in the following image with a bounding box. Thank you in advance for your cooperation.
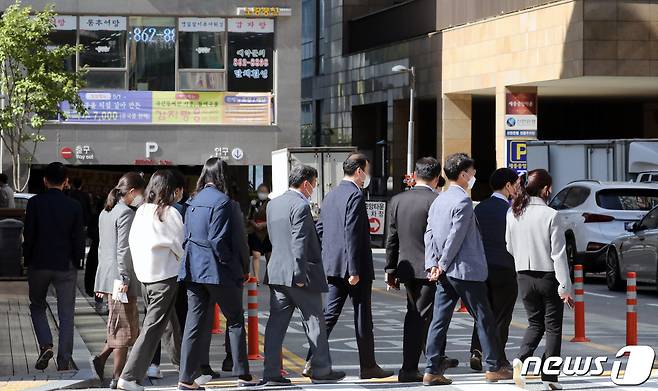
[310,276,376,369]
[470,268,518,365]
[517,271,564,383]
[402,278,438,371]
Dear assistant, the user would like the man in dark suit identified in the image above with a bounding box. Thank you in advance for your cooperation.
[469,168,521,372]
[24,162,85,371]
[385,157,458,382]
[308,153,393,379]
[261,165,345,386]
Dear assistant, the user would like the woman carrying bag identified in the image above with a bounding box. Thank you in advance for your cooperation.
[92,172,146,388]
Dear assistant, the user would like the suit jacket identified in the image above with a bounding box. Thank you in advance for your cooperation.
[473,195,515,271]
[385,186,438,281]
[266,190,328,292]
[424,185,488,282]
[318,180,374,281]
[506,196,573,296]
[94,201,140,296]
[179,185,241,285]
[23,188,85,271]
[230,200,251,276]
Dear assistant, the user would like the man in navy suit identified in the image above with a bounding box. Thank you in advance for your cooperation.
[24,162,85,371]
[307,153,393,380]
[469,168,521,372]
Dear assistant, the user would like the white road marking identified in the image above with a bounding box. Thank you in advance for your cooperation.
[585,292,616,298]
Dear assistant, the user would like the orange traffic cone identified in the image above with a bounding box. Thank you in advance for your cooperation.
[456,299,468,313]
[211,304,223,334]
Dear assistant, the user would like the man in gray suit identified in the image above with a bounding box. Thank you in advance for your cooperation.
[261,165,346,386]
[423,153,513,386]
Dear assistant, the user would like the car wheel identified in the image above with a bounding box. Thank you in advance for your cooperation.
[606,248,624,292]
[565,236,577,280]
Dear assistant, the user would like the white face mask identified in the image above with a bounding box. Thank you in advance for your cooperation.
[130,194,144,207]
[467,174,476,190]
[257,192,269,201]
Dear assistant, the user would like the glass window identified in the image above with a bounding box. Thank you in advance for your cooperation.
[549,188,570,210]
[179,31,225,69]
[563,187,591,209]
[301,102,313,146]
[80,30,127,68]
[85,70,126,89]
[596,189,658,211]
[639,207,658,230]
[129,17,176,91]
[48,30,76,71]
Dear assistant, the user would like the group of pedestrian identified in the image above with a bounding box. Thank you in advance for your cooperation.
[385,153,573,390]
[22,150,573,390]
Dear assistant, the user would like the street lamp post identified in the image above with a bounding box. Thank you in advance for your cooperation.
[392,64,416,175]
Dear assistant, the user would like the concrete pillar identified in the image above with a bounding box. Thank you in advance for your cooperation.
[495,85,538,170]
[440,94,472,160]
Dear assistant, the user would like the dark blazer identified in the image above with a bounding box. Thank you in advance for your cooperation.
[385,186,438,281]
[474,195,515,271]
[266,190,328,292]
[23,188,85,271]
[179,185,241,285]
[230,200,250,276]
[318,180,374,281]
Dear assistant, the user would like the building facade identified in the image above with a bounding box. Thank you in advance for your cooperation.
[303,0,658,199]
[0,0,300,197]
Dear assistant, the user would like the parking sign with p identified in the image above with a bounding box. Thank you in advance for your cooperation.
[507,140,527,174]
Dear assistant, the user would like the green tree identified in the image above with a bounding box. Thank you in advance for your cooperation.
[0,1,86,191]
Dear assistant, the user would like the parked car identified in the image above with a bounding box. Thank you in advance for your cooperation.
[548,181,658,273]
[606,206,658,291]
[13,193,35,209]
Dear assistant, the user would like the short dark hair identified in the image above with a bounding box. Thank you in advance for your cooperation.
[0,173,7,184]
[343,153,369,176]
[489,168,519,191]
[289,164,318,188]
[72,178,83,189]
[44,162,68,186]
[443,153,475,181]
[415,157,441,181]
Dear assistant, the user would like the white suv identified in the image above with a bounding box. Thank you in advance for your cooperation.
[548,181,658,273]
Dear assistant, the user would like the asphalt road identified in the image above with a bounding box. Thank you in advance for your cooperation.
[75,252,658,390]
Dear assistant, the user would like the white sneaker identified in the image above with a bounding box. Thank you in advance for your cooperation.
[117,378,144,391]
[512,358,526,389]
[543,381,563,390]
[146,364,163,379]
[194,374,213,385]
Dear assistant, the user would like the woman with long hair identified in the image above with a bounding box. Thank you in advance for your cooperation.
[178,158,255,389]
[92,172,146,388]
[117,170,185,391]
[247,183,272,285]
[506,169,574,390]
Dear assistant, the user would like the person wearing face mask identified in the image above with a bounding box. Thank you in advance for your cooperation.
[469,168,522,373]
[259,165,346,386]
[305,153,393,380]
[92,172,147,388]
[247,183,272,285]
[507,169,574,390]
[423,153,513,386]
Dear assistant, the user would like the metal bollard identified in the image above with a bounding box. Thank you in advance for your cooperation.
[211,304,223,334]
[626,272,637,346]
[247,277,263,360]
[570,265,590,342]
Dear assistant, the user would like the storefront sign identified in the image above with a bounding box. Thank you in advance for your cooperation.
[75,145,95,161]
[366,201,386,236]
[505,92,537,137]
[227,22,274,92]
[80,16,126,31]
[60,91,272,125]
[236,7,291,17]
[52,15,77,30]
[179,17,225,32]
[227,18,274,33]
[507,140,528,174]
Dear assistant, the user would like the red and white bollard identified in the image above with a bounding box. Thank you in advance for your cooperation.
[570,265,590,342]
[247,277,263,360]
[626,272,637,346]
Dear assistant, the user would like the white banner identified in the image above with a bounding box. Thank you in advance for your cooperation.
[52,15,76,30]
[228,18,274,33]
[80,16,127,31]
[179,17,225,32]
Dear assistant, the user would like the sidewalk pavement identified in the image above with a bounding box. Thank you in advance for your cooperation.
[0,280,99,391]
